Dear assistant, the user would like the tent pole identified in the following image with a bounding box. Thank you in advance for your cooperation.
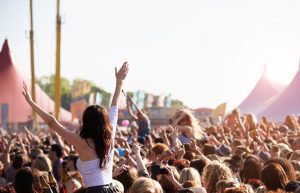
[29,0,37,130]
[54,0,61,120]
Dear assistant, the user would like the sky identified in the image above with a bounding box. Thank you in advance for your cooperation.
[1,0,300,110]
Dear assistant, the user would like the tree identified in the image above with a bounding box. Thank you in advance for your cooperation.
[36,75,72,110]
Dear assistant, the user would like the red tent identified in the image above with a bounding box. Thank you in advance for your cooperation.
[237,65,284,115]
[0,39,71,123]
[259,64,300,121]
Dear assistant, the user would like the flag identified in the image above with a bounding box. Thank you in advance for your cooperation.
[95,92,103,105]
[133,90,145,109]
[146,94,154,108]
[210,102,227,118]
[164,94,172,107]
[157,94,165,107]
[89,93,95,105]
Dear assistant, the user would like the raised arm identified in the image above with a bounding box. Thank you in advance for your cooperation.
[22,82,83,148]
[126,100,138,121]
[111,62,129,107]
[129,97,148,119]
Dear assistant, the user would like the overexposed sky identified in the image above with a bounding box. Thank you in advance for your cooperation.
[1,0,300,110]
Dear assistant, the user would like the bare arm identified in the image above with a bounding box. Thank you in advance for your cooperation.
[132,144,148,174]
[22,82,84,149]
[129,98,148,119]
[111,62,129,107]
[126,100,138,121]
[4,138,15,170]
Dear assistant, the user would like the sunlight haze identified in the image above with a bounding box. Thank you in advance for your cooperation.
[1,0,300,110]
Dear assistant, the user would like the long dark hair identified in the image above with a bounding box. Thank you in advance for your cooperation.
[15,167,41,193]
[80,105,112,168]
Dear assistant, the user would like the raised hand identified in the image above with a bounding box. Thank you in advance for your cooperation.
[115,62,129,82]
[131,144,141,156]
[22,81,33,103]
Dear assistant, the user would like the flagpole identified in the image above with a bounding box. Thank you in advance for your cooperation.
[54,0,61,120]
[29,0,37,129]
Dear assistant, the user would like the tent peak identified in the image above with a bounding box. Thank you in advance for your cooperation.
[1,39,10,54]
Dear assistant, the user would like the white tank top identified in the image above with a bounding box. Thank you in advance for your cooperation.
[76,106,118,187]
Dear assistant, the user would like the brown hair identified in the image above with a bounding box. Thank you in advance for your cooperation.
[114,167,138,193]
[240,156,262,184]
[190,158,209,175]
[80,105,112,169]
[151,143,169,156]
[261,163,289,191]
[265,158,296,181]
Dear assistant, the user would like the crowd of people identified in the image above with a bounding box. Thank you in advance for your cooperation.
[1,62,300,193]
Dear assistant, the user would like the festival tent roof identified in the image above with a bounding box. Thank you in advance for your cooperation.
[0,39,71,123]
[237,65,285,115]
[259,64,300,121]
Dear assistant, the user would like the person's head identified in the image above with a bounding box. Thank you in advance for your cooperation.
[293,138,300,151]
[261,163,289,191]
[114,167,138,193]
[182,180,197,188]
[284,115,298,131]
[149,143,169,161]
[183,151,196,161]
[130,177,163,193]
[246,113,257,129]
[137,111,145,120]
[224,155,243,175]
[174,109,202,139]
[240,156,262,188]
[270,145,281,158]
[203,144,217,156]
[14,167,41,193]
[29,148,43,160]
[80,105,112,168]
[12,154,24,170]
[67,155,79,171]
[265,158,296,181]
[190,157,209,176]
[202,161,233,193]
[216,180,240,193]
[179,167,202,187]
[224,187,249,193]
[49,144,63,161]
[32,154,52,172]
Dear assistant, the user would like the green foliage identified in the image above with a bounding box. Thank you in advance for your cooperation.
[36,75,186,111]
[36,75,71,110]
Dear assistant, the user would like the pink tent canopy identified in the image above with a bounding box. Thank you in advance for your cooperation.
[259,65,300,121]
[0,39,71,123]
[237,65,284,115]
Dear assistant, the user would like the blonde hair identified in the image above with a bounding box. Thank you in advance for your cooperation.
[131,177,163,193]
[33,154,52,172]
[246,113,257,130]
[177,109,203,139]
[202,161,233,193]
[179,167,202,187]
